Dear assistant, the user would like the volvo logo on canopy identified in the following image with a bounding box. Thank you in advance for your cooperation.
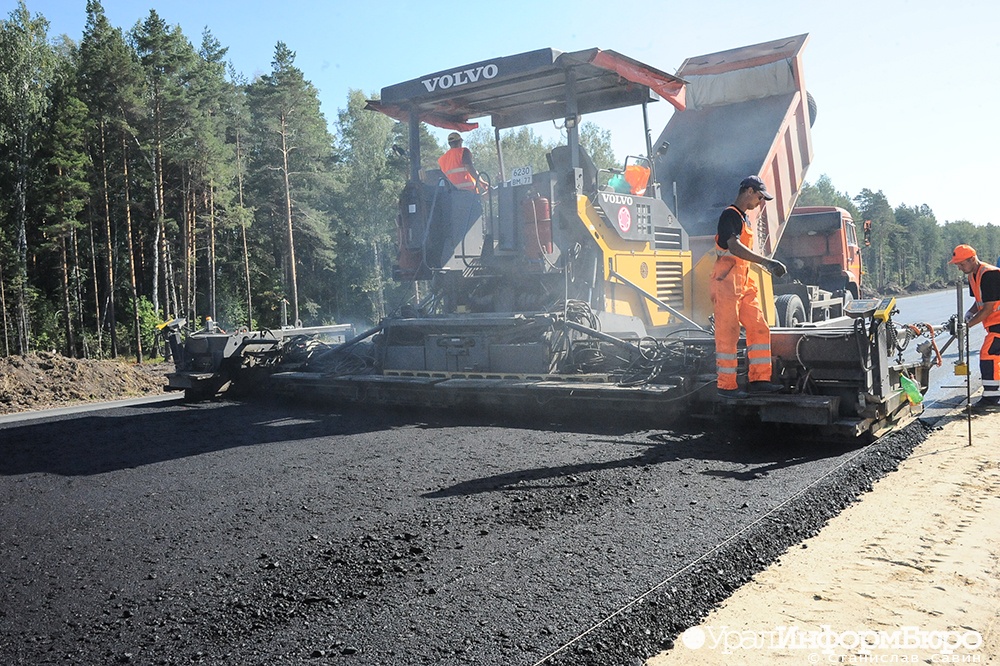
[422,64,499,93]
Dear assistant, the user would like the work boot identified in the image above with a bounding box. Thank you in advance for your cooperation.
[748,381,784,393]
[970,397,999,414]
[717,387,749,399]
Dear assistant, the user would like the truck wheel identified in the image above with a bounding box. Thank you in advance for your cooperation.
[775,294,807,327]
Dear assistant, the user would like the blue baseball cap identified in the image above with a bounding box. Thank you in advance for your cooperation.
[740,175,773,200]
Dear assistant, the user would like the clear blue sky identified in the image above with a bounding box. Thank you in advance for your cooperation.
[10,0,1000,226]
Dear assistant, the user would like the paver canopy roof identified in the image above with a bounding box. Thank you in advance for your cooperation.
[366,47,686,131]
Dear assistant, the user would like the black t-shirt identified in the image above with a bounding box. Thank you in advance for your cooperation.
[716,207,746,250]
[973,268,1000,302]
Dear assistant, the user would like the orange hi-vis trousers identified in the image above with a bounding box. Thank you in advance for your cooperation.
[710,255,773,390]
[981,324,1000,401]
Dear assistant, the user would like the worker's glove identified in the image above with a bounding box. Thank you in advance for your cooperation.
[765,259,787,278]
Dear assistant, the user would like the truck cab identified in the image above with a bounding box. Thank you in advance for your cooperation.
[771,206,863,325]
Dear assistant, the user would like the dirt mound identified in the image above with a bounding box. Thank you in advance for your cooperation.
[0,351,170,414]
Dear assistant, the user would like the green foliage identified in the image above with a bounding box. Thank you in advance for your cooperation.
[39,45,91,261]
[245,42,336,327]
[134,295,160,352]
[797,175,859,220]
[329,90,409,323]
[463,121,618,185]
[465,125,552,183]
[0,1,57,353]
[894,204,940,285]
[854,188,901,288]
[0,2,55,144]
[579,122,618,171]
[1,3,996,361]
[30,292,58,352]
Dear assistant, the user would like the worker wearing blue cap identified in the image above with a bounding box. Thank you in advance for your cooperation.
[711,175,787,398]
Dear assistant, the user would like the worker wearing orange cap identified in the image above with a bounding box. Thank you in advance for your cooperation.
[438,132,483,192]
[711,176,788,398]
[950,244,1000,411]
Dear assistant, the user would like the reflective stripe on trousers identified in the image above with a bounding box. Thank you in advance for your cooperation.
[716,352,738,382]
[981,327,1000,398]
[747,342,772,371]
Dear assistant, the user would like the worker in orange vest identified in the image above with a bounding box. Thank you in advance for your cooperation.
[711,176,787,399]
[438,132,483,192]
[949,244,1000,411]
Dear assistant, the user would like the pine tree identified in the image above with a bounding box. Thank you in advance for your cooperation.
[246,42,335,326]
[191,28,236,325]
[225,66,255,329]
[78,0,143,357]
[132,9,193,325]
[854,189,899,291]
[39,40,91,357]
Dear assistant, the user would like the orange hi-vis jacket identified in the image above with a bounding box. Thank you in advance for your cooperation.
[970,262,1000,329]
[710,205,772,390]
[713,205,757,288]
[438,147,477,191]
[970,261,1000,400]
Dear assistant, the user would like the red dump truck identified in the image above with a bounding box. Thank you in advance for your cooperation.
[653,34,861,327]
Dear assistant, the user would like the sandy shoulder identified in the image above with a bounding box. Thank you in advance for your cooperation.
[647,411,1000,665]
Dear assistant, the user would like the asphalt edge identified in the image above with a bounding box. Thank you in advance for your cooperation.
[539,417,932,666]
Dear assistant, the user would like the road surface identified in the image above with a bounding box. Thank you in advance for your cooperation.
[0,292,968,665]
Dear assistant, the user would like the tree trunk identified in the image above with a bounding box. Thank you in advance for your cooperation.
[280,112,299,325]
[99,121,118,358]
[189,185,198,323]
[180,170,191,322]
[240,224,252,328]
[15,131,30,354]
[373,240,386,321]
[122,135,143,363]
[60,236,76,358]
[88,207,102,356]
[0,265,9,357]
[71,225,86,358]
[208,184,217,322]
[152,104,164,320]
[153,219,162,311]
[165,239,178,322]
[236,128,252,330]
[151,193,161,324]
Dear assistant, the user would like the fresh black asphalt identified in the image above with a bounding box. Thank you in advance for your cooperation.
[0,396,926,665]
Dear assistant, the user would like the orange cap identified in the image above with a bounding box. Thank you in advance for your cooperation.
[949,244,977,264]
